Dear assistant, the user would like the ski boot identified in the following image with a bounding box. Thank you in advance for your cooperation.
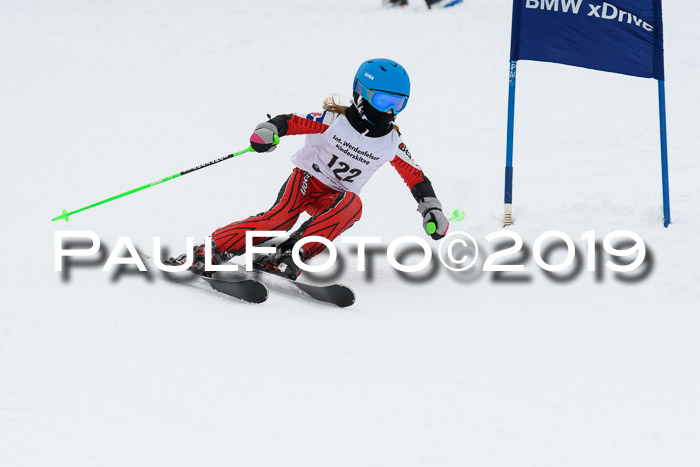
[253,248,303,281]
[170,242,232,278]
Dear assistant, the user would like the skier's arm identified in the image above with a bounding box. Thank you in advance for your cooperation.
[249,111,338,152]
[270,111,337,136]
[390,137,449,240]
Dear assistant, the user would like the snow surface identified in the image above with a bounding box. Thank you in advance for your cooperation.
[2,0,699,466]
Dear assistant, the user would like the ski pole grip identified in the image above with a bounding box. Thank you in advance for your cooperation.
[425,209,465,235]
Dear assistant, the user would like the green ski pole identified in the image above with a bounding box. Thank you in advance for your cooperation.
[426,208,465,235]
[51,136,278,222]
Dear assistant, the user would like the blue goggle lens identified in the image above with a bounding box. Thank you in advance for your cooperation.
[371,92,407,113]
[354,81,408,113]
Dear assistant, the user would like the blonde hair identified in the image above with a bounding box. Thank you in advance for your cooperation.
[322,94,347,115]
[322,94,400,132]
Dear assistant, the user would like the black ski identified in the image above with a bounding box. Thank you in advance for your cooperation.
[201,274,268,304]
[251,269,355,308]
[162,258,268,304]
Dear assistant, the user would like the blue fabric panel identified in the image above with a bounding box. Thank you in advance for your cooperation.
[510,0,664,80]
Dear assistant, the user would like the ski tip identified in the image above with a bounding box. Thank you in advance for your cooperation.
[247,289,269,304]
[206,276,269,304]
[52,209,69,222]
[339,297,355,308]
[334,284,356,308]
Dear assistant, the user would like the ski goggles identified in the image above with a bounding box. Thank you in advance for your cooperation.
[354,80,409,114]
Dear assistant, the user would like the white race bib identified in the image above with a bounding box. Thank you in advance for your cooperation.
[289,114,399,194]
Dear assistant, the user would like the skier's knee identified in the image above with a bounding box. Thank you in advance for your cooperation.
[347,193,363,220]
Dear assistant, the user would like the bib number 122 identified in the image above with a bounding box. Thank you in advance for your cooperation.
[328,155,362,183]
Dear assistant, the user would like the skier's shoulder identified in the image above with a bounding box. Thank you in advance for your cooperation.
[295,109,340,127]
[393,130,421,169]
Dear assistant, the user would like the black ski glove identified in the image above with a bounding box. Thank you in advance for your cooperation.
[250,122,279,153]
[418,197,449,240]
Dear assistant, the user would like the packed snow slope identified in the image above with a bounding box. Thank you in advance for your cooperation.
[1,1,699,466]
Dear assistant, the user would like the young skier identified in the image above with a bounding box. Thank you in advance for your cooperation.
[181,58,449,280]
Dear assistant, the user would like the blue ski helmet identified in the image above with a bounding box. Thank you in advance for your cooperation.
[353,59,410,114]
